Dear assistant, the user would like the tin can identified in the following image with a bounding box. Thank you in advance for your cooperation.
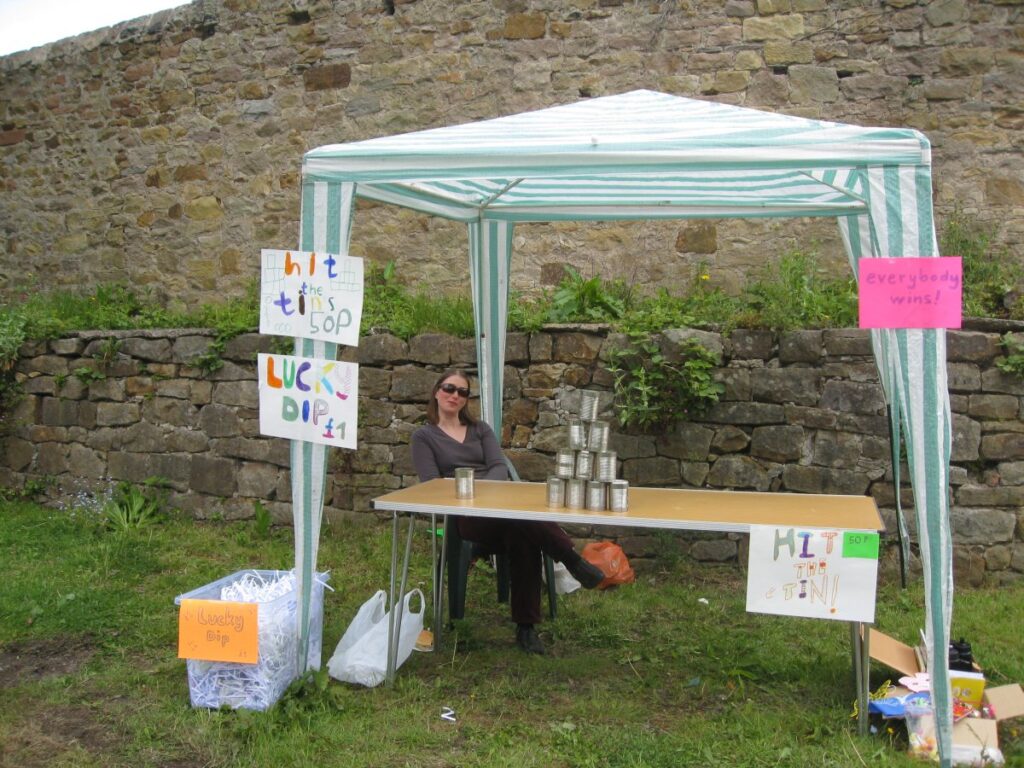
[567,417,586,450]
[587,420,609,452]
[594,451,617,482]
[586,480,606,511]
[579,390,600,421]
[575,450,593,480]
[609,479,629,513]
[546,476,565,508]
[454,467,474,499]
[554,450,575,479]
[565,478,586,509]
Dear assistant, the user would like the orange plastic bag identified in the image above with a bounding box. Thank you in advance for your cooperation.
[581,541,635,589]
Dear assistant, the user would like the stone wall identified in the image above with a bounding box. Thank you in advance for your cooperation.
[3,325,1023,585]
[1,0,1022,307]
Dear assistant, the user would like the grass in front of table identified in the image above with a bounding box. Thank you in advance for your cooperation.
[1,500,1021,768]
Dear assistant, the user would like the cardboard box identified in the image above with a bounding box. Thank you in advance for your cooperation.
[868,630,1024,766]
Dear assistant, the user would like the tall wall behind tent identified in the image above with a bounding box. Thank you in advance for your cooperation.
[1,0,1021,306]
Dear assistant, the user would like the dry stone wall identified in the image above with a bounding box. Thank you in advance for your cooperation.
[3,325,1023,586]
[1,0,1022,306]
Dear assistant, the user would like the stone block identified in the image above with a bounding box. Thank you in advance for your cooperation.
[506,332,529,363]
[23,376,56,396]
[789,65,840,102]
[751,368,821,405]
[711,425,750,453]
[235,461,280,499]
[968,394,1019,420]
[690,538,738,562]
[819,380,884,415]
[661,328,724,364]
[451,338,477,366]
[951,413,981,462]
[717,368,752,402]
[702,401,786,425]
[164,427,210,454]
[552,332,603,364]
[982,368,1024,396]
[681,461,710,487]
[981,432,1024,461]
[506,450,550,482]
[950,507,1016,544]
[779,330,822,363]
[359,333,408,365]
[657,423,714,461]
[96,401,140,427]
[149,453,193,490]
[304,63,351,90]
[88,378,127,402]
[957,484,1024,507]
[107,451,152,483]
[782,465,869,495]
[622,456,681,487]
[190,455,238,496]
[119,336,173,362]
[751,425,805,462]
[212,380,259,409]
[359,367,392,398]
[729,329,774,360]
[196,402,241,437]
[607,432,656,460]
[172,335,218,364]
[3,437,34,470]
[390,365,437,402]
[823,329,872,357]
[529,333,553,362]
[19,355,69,376]
[40,397,80,427]
[783,404,837,429]
[222,333,274,361]
[408,333,452,365]
[947,362,981,392]
[742,14,805,41]
[707,455,770,490]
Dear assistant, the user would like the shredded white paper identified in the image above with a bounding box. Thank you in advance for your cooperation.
[185,570,328,711]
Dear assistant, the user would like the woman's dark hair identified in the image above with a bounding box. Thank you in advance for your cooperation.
[426,369,476,426]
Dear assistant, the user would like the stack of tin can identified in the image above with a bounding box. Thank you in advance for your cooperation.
[545,390,629,513]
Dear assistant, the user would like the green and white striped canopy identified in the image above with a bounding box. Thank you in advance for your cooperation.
[297,90,954,766]
[304,89,929,222]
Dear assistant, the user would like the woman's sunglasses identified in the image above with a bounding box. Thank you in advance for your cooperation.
[439,382,471,398]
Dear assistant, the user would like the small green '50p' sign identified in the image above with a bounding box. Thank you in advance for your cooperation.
[842,531,879,559]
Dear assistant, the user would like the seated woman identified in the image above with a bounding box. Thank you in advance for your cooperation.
[410,369,605,654]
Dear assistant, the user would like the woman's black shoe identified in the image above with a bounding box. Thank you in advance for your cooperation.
[564,553,605,589]
[516,624,545,655]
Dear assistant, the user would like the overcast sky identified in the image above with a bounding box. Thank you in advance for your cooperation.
[0,0,186,56]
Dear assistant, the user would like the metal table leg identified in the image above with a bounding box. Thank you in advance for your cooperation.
[386,510,417,686]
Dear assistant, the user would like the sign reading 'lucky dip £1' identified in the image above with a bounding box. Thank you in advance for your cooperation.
[257,353,358,449]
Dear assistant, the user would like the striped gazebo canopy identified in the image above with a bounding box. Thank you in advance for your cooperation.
[295,90,954,766]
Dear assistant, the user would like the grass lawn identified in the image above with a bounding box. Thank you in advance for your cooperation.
[1,500,1021,767]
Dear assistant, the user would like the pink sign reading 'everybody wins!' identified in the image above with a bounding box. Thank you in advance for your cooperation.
[858,257,963,329]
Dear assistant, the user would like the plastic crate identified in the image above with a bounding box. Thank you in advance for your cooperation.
[174,569,328,710]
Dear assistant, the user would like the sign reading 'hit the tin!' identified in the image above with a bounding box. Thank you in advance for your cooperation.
[259,249,364,347]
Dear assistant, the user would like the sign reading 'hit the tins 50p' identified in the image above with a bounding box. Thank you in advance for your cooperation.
[257,353,359,449]
[259,249,364,347]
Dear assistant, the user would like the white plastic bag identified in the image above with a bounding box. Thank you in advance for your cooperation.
[549,561,582,595]
[327,589,424,688]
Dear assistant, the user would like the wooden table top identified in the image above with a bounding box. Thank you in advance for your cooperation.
[373,478,883,533]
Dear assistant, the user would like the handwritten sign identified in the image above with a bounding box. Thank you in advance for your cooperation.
[745,526,878,623]
[259,249,364,347]
[178,599,259,664]
[858,256,962,329]
[257,353,358,449]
